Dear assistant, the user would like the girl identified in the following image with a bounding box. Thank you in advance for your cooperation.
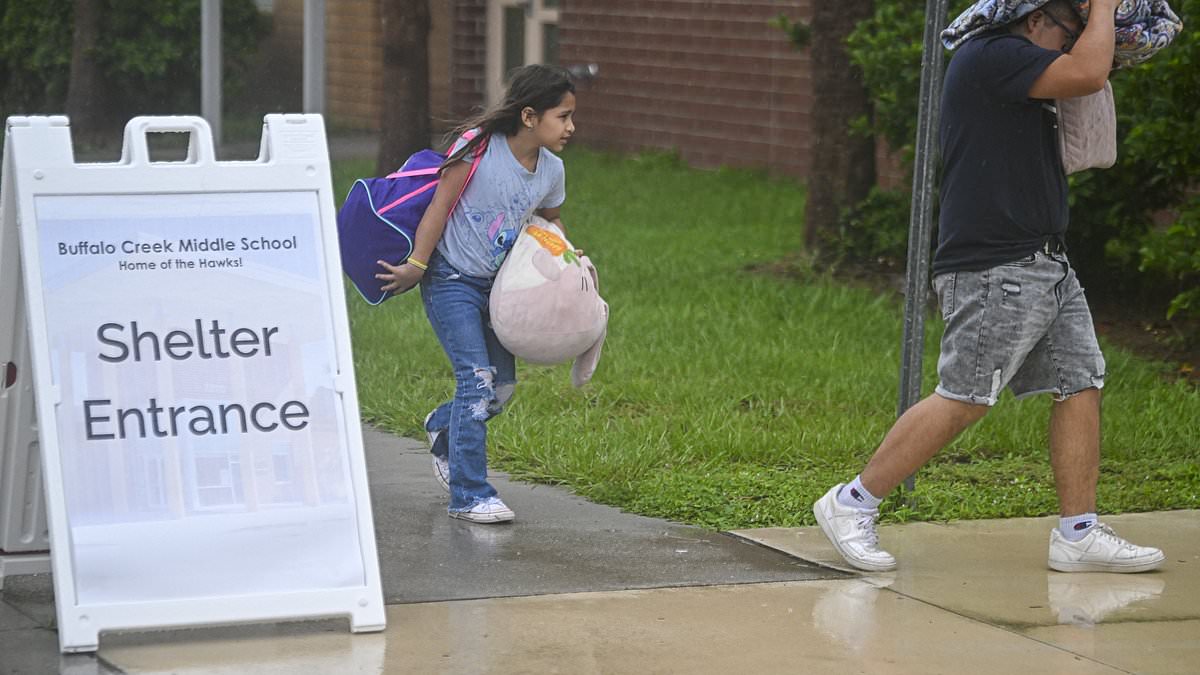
[376,64,576,523]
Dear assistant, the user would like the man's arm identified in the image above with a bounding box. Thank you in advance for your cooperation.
[1028,0,1117,99]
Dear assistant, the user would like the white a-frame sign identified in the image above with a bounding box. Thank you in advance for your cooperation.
[1,115,385,652]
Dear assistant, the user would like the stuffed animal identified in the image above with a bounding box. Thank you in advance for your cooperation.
[489,216,607,387]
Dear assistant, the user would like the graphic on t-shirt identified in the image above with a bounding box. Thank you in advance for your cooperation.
[440,138,564,277]
[487,212,519,269]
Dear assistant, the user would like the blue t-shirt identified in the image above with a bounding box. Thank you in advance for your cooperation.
[437,132,566,278]
[934,32,1067,275]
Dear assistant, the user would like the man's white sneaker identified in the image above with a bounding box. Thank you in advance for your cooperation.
[449,497,515,524]
[425,411,450,493]
[1048,523,1165,573]
[813,484,896,572]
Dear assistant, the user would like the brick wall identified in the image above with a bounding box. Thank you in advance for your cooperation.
[560,0,814,178]
[450,0,489,123]
[275,0,453,132]
[327,0,382,129]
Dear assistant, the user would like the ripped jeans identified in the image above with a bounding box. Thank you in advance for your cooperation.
[932,250,1105,406]
[420,251,516,512]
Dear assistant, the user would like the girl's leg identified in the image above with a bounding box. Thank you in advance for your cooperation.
[484,319,517,416]
[424,401,452,458]
[420,258,503,511]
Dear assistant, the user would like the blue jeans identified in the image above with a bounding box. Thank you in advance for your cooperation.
[420,251,516,511]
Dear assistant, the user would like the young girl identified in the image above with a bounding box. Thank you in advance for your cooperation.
[375,64,576,523]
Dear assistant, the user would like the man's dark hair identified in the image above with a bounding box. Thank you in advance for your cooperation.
[1042,0,1081,25]
[1010,0,1081,33]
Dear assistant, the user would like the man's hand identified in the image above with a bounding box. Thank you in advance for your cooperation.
[1028,0,1117,99]
[376,260,424,294]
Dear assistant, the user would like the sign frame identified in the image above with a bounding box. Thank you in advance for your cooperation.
[2,115,385,652]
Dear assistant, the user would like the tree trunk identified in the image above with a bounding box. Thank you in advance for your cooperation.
[66,0,109,142]
[805,1,876,251]
[377,0,432,175]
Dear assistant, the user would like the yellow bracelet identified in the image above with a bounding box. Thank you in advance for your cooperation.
[407,257,428,271]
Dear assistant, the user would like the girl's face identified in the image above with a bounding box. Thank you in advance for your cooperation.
[529,92,576,152]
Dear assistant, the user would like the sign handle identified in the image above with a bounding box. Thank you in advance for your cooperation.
[120,116,217,167]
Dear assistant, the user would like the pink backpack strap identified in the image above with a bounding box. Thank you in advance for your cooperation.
[447,133,487,216]
[384,166,439,179]
[378,130,486,219]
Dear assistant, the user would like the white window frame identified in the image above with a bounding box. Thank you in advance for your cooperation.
[486,0,561,104]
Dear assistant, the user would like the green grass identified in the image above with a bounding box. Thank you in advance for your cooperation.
[334,148,1200,530]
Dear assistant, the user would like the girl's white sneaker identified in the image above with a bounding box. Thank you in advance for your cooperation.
[432,455,450,493]
[450,497,515,524]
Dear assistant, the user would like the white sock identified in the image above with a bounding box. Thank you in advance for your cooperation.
[837,476,882,510]
[1059,513,1098,542]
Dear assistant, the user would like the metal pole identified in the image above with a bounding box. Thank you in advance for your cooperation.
[303,0,326,115]
[201,0,222,146]
[897,0,951,492]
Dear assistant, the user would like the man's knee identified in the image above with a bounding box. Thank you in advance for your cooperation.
[934,392,990,426]
[1055,385,1101,405]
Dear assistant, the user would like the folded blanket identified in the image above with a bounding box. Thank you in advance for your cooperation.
[941,0,1183,67]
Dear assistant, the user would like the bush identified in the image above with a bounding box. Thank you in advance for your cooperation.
[827,186,912,264]
[1139,199,1200,321]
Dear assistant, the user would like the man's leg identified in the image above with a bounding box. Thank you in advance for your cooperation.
[1046,385,1163,572]
[860,393,989,498]
[1024,259,1164,571]
[1048,387,1099,517]
[813,393,988,571]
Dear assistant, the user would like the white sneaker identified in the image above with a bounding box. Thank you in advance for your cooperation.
[813,484,896,572]
[449,497,515,524]
[1048,523,1165,573]
[431,455,450,493]
[425,411,449,494]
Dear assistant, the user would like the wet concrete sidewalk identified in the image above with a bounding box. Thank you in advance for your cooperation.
[1,424,1195,674]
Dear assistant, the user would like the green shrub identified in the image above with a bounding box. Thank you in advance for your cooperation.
[827,186,912,264]
[1139,199,1200,322]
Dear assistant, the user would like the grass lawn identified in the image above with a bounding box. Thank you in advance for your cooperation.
[334,148,1199,530]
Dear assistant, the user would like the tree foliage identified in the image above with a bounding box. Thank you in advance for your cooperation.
[0,0,268,127]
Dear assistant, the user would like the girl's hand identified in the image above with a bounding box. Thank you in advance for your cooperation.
[376,260,425,294]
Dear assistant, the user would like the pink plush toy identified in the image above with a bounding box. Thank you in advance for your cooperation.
[489,217,608,387]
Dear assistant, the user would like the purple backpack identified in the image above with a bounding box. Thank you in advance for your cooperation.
[337,132,485,304]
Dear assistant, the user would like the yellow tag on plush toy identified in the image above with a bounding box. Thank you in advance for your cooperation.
[526,225,567,256]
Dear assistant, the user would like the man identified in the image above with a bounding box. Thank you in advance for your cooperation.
[813,0,1164,574]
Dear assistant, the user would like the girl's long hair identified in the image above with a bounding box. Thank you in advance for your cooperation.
[440,64,575,172]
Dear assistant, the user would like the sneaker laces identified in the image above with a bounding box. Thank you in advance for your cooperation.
[1093,523,1137,550]
[854,511,881,548]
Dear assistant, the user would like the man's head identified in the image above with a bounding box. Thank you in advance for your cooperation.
[1012,0,1083,52]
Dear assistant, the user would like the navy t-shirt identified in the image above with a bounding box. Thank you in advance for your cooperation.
[933,32,1067,275]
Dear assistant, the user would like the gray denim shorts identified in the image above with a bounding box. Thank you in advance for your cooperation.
[932,251,1106,406]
